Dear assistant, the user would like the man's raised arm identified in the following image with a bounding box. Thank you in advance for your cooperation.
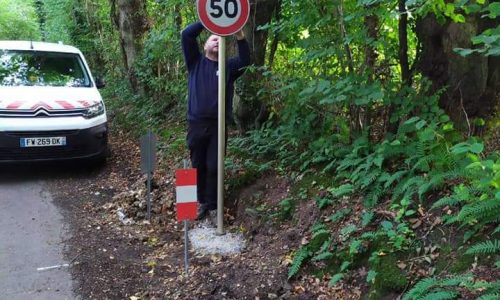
[181,22,205,71]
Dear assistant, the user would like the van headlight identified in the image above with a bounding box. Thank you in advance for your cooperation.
[83,101,105,119]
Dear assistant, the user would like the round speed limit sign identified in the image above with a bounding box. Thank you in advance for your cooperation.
[197,0,250,36]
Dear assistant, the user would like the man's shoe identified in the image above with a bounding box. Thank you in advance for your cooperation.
[196,204,209,221]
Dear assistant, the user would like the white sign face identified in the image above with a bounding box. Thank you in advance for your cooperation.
[206,0,242,27]
[197,0,250,36]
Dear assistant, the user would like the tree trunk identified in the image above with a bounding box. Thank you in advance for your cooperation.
[110,0,148,94]
[416,14,499,134]
[398,0,410,85]
[387,0,410,135]
[34,0,46,41]
[362,8,379,139]
[233,0,280,134]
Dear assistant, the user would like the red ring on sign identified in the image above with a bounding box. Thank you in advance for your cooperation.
[197,0,250,36]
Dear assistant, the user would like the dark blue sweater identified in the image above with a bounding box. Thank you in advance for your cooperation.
[181,22,250,124]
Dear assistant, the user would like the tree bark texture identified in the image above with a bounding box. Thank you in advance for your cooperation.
[398,0,410,85]
[233,0,280,134]
[387,0,410,135]
[416,14,499,133]
[361,9,379,139]
[110,0,148,94]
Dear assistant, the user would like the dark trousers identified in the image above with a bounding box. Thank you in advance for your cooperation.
[187,122,226,211]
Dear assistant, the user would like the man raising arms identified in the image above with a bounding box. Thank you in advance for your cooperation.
[181,21,250,220]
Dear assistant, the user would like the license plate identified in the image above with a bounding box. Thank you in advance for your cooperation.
[20,137,67,147]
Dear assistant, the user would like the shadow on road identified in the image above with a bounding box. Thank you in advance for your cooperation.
[0,160,106,182]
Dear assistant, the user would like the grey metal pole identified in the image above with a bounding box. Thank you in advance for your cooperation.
[146,131,152,221]
[184,220,189,276]
[217,36,226,235]
[147,171,151,221]
[183,159,189,276]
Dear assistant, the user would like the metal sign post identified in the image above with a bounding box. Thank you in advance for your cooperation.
[140,130,157,221]
[183,160,189,276]
[217,36,226,235]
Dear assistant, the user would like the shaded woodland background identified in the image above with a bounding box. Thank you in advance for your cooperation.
[1,0,499,298]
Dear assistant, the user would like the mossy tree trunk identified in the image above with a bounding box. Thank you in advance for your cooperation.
[233,0,280,134]
[110,0,149,94]
[416,14,500,135]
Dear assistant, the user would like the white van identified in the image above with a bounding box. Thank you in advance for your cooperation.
[0,41,108,162]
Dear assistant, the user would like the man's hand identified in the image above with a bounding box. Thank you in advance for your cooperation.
[234,30,245,40]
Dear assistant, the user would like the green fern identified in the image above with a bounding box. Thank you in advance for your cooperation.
[361,211,375,227]
[383,170,408,189]
[311,222,327,233]
[392,175,418,200]
[393,175,425,202]
[360,231,377,240]
[329,208,352,223]
[475,280,500,299]
[364,184,384,207]
[311,238,334,262]
[328,273,344,286]
[412,155,431,173]
[465,240,500,255]
[404,275,473,300]
[330,184,354,198]
[340,224,357,238]
[315,195,334,209]
[403,277,439,299]
[288,246,310,278]
[312,251,334,261]
[457,200,500,224]
[494,225,500,234]
[349,239,363,255]
[438,274,474,287]
[309,224,330,250]
[476,295,500,300]
[432,196,461,209]
[418,169,465,199]
[419,290,458,300]
[337,157,364,172]
[360,169,381,189]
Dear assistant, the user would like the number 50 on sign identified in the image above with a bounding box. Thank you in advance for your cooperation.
[197,0,250,36]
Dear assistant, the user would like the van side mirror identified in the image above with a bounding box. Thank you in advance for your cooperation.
[95,77,106,89]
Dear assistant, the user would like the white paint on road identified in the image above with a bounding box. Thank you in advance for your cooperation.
[0,178,76,299]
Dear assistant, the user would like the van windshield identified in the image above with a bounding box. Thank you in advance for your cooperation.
[0,50,91,87]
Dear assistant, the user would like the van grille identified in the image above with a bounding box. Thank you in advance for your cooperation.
[6,130,80,137]
[0,108,85,118]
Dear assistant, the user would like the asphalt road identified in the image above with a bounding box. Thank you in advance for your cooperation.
[0,164,76,300]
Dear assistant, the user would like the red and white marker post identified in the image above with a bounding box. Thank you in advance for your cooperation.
[175,169,198,221]
[197,0,250,235]
[175,168,198,275]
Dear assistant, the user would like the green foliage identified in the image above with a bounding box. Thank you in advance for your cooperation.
[405,275,500,299]
[328,273,344,286]
[454,1,500,57]
[0,0,40,40]
[329,208,352,223]
[403,274,473,300]
[288,222,332,279]
[288,246,310,279]
[19,0,497,296]
[465,240,500,255]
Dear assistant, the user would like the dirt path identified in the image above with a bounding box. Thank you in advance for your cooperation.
[45,130,356,299]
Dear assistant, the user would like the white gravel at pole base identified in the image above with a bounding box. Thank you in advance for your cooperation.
[188,222,246,255]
